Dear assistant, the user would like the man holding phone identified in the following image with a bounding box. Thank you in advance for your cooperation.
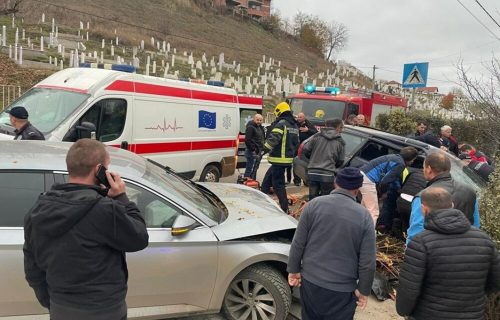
[23,139,149,320]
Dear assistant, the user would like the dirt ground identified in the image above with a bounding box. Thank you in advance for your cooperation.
[354,296,403,320]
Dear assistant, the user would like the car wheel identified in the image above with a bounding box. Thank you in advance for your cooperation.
[223,264,291,320]
[200,164,220,182]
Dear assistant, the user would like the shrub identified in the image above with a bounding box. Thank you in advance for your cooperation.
[376,112,497,157]
[479,156,500,247]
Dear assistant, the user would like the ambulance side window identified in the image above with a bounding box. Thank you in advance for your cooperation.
[80,99,127,142]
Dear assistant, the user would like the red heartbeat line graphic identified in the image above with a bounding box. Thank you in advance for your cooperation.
[145,118,184,132]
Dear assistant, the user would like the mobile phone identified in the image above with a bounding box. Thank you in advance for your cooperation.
[96,165,111,189]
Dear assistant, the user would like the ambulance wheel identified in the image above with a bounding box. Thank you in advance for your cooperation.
[200,165,220,182]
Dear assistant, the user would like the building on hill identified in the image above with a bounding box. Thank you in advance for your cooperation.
[213,0,271,19]
[416,87,439,94]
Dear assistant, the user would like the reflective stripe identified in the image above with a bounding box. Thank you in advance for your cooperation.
[264,142,272,150]
[268,156,293,164]
[402,168,409,183]
[281,126,287,159]
[272,128,284,134]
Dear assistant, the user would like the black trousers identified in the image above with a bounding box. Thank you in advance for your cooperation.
[300,278,357,320]
[50,300,127,320]
[308,180,334,200]
[261,164,289,212]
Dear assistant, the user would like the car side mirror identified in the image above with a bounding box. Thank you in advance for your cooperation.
[171,215,199,236]
[75,122,97,139]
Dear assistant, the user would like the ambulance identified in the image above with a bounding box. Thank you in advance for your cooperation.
[0,65,262,181]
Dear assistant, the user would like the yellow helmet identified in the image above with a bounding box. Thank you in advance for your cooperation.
[274,102,291,117]
[315,109,325,118]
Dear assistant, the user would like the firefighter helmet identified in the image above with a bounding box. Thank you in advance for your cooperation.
[274,102,291,117]
[315,109,325,118]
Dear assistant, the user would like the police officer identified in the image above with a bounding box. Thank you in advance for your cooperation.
[261,102,299,213]
[7,106,45,140]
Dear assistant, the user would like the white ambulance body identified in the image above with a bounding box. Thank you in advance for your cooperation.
[0,67,262,181]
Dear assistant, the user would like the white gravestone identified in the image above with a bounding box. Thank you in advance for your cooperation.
[40,36,44,52]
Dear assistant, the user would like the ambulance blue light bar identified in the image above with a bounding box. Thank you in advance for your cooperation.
[79,63,136,73]
[304,84,341,95]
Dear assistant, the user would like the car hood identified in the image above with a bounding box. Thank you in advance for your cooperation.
[198,182,298,241]
[0,132,13,140]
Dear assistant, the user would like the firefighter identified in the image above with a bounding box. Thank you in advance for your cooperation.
[261,102,300,213]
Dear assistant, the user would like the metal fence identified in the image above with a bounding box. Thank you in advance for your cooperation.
[0,85,23,111]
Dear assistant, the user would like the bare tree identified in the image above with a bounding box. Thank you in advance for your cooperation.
[457,57,500,153]
[325,21,348,61]
[0,0,23,15]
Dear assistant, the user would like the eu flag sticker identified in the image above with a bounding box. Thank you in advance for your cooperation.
[198,110,216,129]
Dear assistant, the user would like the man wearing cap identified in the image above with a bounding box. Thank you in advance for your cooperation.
[287,167,376,320]
[7,106,45,140]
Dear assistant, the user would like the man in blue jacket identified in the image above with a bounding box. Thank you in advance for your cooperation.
[360,147,419,225]
[406,151,480,244]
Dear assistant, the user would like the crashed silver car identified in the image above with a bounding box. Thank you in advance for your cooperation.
[0,141,296,320]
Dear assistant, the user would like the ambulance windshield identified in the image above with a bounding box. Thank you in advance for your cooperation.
[0,88,89,134]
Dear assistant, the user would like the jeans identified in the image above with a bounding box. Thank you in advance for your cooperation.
[244,149,257,179]
[261,164,289,212]
[378,187,400,229]
[308,180,334,200]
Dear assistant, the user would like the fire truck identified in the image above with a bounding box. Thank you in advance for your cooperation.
[286,85,407,126]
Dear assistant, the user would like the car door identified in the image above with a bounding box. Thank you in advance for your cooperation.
[121,181,219,314]
[0,171,52,317]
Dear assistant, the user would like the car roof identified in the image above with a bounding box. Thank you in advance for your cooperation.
[343,125,432,150]
[0,141,147,178]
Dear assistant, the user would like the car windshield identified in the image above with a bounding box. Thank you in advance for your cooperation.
[142,160,222,222]
[0,88,89,134]
[290,98,346,120]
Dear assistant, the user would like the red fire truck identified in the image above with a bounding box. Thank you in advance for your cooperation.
[286,85,407,126]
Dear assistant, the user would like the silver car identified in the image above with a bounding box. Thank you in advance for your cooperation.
[0,141,297,320]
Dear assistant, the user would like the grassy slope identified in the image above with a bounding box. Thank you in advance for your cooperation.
[19,0,337,80]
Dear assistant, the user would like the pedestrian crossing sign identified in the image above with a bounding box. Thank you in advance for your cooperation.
[402,62,429,88]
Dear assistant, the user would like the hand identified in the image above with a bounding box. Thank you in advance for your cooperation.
[299,127,308,132]
[288,273,302,287]
[355,289,368,309]
[106,171,126,198]
[440,146,448,151]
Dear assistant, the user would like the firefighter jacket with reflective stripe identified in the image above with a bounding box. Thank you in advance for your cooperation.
[264,113,299,165]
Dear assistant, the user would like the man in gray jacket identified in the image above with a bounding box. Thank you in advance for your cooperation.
[288,167,376,320]
[303,118,345,200]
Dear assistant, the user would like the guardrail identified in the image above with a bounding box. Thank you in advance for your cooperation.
[0,85,23,111]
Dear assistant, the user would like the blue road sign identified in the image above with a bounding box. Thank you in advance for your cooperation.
[402,62,429,88]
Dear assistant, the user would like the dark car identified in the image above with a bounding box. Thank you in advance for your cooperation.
[293,125,486,192]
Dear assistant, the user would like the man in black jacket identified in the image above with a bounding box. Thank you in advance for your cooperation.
[7,106,45,140]
[397,187,500,320]
[23,139,149,320]
[243,113,265,179]
[293,112,318,186]
[302,118,345,200]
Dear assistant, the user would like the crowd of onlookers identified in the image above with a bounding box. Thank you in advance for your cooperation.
[243,105,498,320]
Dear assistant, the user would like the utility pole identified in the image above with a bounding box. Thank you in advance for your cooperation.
[372,65,377,90]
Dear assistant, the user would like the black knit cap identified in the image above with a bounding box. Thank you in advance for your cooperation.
[335,167,363,190]
[7,106,29,119]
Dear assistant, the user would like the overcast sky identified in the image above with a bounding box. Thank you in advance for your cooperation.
[272,0,500,93]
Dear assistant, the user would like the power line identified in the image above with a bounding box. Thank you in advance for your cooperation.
[455,0,500,41]
[475,0,500,29]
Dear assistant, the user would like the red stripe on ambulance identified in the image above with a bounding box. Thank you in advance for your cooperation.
[125,139,237,154]
[105,80,243,104]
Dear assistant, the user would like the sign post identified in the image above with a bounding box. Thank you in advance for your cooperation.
[402,62,429,110]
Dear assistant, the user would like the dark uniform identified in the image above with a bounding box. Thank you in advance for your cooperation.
[261,108,299,213]
[14,122,45,140]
